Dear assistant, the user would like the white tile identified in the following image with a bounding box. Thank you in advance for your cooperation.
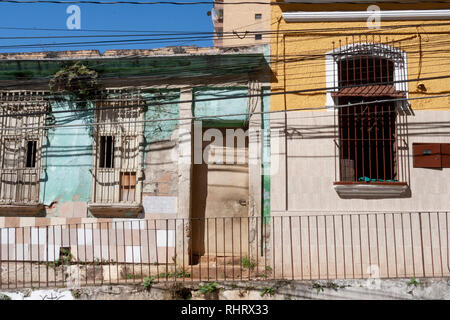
[77,228,92,245]
[125,245,141,263]
[156,230,174,247]
[0,228,15,245]
[31,228,46,245]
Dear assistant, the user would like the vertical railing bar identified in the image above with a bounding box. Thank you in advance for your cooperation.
[215,218,218,281]
[154,220,159,283]
[358,215,363,278]
[299,216,303,280]
[206,218,209,281]
[308,216,311,280]
[316,216,320,280]
[165,219,168,283]
[247,217,250,281]
[29,227,32,289]
[223,217,226,281]
[123,221,126,284]
[146,220,151,281]
[115,221,119,285]
[256,217,259,281]
[84,224,88,286]
[264,217,268,279]
[37,226,40,288]
[173,219,176,283]
[107,222,111,285]
[428,212,435,277]
[349,215,354,279]
[341,215,346,280]
[239,217,242,281]
[419,212,426,277]
[231,217,235,282]
[289,216,294,280]
[281,216,284,279]
[92,223,96,285]
[446,213,449,274]
[409,213,416,277]
[332,215,337,279]
[131,221,135,284]
[400,214,407,277]
[272,216,276,280]
[375,214,380,277]
[367,214,371,279]
[437,212,443,277]
[182,219,185,283]
[22,227,25,289]
[383,214,389,278]
[52,225,56,287]
[99,222,104,286]
[46,225,49,288]
[392,213,399,278]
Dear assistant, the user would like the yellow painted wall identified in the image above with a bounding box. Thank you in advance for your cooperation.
[270,3,450,111]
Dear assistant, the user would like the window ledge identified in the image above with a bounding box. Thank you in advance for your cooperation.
[334,182,410,199]
[88,203,143,218]
[0,203,45,217]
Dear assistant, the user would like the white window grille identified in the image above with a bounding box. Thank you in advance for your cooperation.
[92,90,144,204]
[0,91,46,204]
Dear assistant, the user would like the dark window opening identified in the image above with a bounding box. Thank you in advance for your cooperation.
[338,56,394,87]
[255,13,262,20]
[25,140,37,168]
[339,98,397,182]
[99,136,115,168]
[255,34,262,40]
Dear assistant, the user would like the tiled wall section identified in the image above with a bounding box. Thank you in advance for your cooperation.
[0,217,175,264]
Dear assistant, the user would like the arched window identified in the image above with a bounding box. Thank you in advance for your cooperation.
[326,40,410,185]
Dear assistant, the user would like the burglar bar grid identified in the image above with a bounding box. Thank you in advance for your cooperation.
[331,37,409,184]
[0,91,46,204]
[92,90,143,204]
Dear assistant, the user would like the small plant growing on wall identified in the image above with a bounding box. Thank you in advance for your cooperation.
[49,61,100,107]
[241,255,255,270]
[198,282,219,295]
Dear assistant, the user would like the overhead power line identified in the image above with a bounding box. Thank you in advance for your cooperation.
[1,93,450,132]
[1,73,450,119]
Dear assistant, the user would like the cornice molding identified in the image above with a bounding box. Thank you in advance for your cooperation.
[282,9,450,22]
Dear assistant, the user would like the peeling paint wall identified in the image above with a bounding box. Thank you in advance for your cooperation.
[40,99,93,218]
[141,90,180,217]
[193,88,249,127]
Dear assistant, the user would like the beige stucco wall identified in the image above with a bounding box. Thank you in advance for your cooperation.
[270,109,450,213]
[215,0,271,47]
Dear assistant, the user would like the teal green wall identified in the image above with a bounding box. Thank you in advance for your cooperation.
[193,88,249,127]
[41,100,94,206]
[142,90,180,144]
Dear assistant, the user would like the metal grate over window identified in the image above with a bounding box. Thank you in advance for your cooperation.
[332,37,410,185]
[92,90,143,204]
[0,91,46,203]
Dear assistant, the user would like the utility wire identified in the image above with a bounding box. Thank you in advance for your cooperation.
[1,93,450,132]
[0,74,449,118]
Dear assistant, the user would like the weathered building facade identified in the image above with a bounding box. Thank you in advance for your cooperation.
[0,46,271,282]
[269,1,450,279]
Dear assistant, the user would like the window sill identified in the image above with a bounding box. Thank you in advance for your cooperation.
[0,203,45,217]
[88,203,143,218]
[333,182,410,199]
